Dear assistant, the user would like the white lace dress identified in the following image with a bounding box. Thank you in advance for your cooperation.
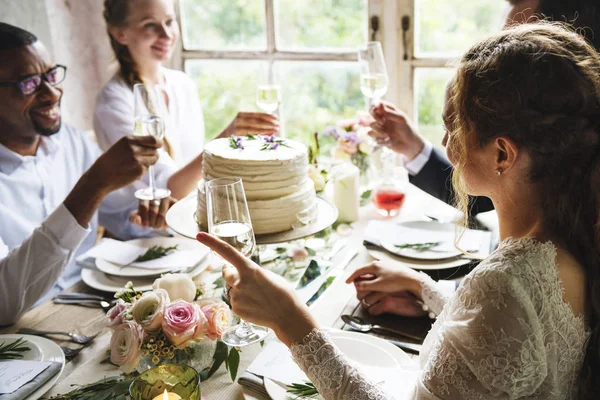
[290,238,589,399]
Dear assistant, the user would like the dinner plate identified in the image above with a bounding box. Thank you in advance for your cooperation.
[366,247,475,270]
[263,329,417,400]
[166,194,338,245]
[82,257,210,293]
[95,237,209,278]
[0,334,65,400]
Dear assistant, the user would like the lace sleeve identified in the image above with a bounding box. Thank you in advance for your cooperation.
[418,272,453,316]
[415,267,547,399]
[290,329,394,400]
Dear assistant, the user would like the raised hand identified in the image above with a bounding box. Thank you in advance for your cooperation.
[130,196,177,228]
[369,101,425,160]
[196,232,317,346]
[220,112,279,138]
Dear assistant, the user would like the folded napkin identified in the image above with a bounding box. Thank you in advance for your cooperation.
[0,361,61,399]
[79,238,208,270]
[364,220,485,253]
[238,372,269,398]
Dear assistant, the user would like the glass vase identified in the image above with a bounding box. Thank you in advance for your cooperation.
[136,339,217,375]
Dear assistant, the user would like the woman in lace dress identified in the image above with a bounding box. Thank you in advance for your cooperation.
[197,23,600,399]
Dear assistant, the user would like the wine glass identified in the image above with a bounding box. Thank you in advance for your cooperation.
[358,41,389,107]
[372,152,408,217]
[133,83,171,201]
[205,177,269,346]
[256,84,281,115]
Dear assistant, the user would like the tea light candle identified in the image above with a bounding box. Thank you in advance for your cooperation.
[152,389,181,400]
[333,164,360,223]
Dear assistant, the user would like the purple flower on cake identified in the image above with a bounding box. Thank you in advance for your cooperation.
[229,135,244,149]
[322,125,340,139]
[109,321,145,373]
[263,135,275,143]
[162,300,209,349]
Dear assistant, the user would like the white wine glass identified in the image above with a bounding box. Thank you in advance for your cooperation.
[133,83,171,201]
[358,41,389,107]
[256,84,281,115]
[205,177,269,346]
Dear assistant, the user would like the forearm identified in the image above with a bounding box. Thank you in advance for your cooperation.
[167,153,204,199]
[0,205,90,325]
[63,169,111,227]
[273,302,319,347]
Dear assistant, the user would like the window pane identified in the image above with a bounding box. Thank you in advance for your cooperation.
[416,0,506,56]
[274,61,364,144]
[185,60,269,140]
[180,0,266,50]
[415,68,455,149]
[275,0,368,51]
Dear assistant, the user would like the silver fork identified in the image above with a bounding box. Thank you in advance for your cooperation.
[18,328,99,345]
[60,346,84,359]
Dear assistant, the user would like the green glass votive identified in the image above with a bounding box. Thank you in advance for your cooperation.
[129,364,200,400]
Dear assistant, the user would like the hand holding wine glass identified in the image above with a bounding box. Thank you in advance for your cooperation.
[358,42,389,107]
[256,84,281,115]
[133,83,171,201]
[204,177,270,346]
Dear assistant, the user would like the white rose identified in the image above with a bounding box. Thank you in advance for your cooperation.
[130,289,169,333]
[307,165,326,192]
[331,145,352,161]
[153,274,197,303]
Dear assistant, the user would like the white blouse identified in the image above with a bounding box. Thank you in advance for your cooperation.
[291,238,589,399]
[93,68,205,197]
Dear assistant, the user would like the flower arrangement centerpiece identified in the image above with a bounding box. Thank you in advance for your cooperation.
[107,273,239,380]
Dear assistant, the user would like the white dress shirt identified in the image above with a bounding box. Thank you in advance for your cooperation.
[0,124,142,325]
[403,139,433,176]
[94,68,205,197]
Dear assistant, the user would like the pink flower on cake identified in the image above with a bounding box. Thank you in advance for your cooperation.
[107,299,130,329]
[162,300,208,349]
[198,300,232,340]
[130,289,169,333]
[110,321,145,373]
[288,246,310,262]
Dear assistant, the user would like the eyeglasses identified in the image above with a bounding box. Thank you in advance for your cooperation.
[0,65,67,95]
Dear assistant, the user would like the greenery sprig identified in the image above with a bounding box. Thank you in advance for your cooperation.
[0,338,31,360]
[50,376,133,400]
[133,245,178,263]
[287,381,319,397]
[229,136,244,149]
[394,241,442,252]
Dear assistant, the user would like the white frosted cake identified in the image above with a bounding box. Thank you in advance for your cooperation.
[197,136,317,234]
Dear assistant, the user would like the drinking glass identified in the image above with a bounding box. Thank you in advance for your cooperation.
[256,84,281,115]
[205,177,269,346]
[133,83,171,201]
[358,42,389,106]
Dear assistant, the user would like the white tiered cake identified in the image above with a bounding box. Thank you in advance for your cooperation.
[197,136,317,235]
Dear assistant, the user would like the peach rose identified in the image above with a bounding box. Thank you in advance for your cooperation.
[199,300,232,340]
[110,321,144,373]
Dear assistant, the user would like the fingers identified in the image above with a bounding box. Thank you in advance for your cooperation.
[346,263,379,284]
[196,232,253,274]
[222,264,240,287]
[126,135,163,149]
[237,112,279,124]
[153,197,174,228]
[368,296,426,317]
[137,200,150,227]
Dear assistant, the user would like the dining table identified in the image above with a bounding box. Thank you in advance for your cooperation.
[0,183,497,399]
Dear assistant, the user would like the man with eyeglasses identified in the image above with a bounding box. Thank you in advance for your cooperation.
[0,23,163,325]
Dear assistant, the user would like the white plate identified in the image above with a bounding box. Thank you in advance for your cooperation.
[263,330,415,400]
[366,247,475,270]
[82,258,210,293]
[166,194,338,245]
[0,334,65,400]
[95,237,209,278]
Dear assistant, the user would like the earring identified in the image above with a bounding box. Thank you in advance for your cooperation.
[495,168,503,176]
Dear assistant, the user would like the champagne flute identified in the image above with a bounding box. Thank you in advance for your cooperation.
[205,177,269,346]
[358,42,389,107]
[133,83,171,201]
[256,84,281,115]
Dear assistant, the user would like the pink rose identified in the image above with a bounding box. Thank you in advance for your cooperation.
[107,299,129,329]
[199,300,232,340]
[339,139,359,155]
[110,321,144,373]
[288,246,309,262]
[162,300,209,349]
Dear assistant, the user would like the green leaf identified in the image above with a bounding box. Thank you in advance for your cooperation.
[275,247,287,254]
[213,277,226,289]
[133,245,178,263]
[394,241,442,252]
[304,247,316,256]
[246,134,257,140]
[228,347,240,382]
[360,189,372,206]
[298,260,321,288]
[260,340,265,347]
[201,341,229,381]
[49,376,133,400]
[286,381,318,396]
[0,338,31,360]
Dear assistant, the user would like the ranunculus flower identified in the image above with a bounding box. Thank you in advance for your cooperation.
[107,299,130,329]
[198,300,232,340]
[130,289,169,333]
[153,273,197,303]
[162,300,208,349]
[110,321,144,373]
[288,245,310,262]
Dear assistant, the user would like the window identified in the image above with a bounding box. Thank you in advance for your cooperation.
[178,0,506,147]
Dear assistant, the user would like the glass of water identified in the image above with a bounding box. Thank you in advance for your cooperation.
[133,83,171,201]
[358,41,389,106]
[256,84,281,115]
[205,177,269,346]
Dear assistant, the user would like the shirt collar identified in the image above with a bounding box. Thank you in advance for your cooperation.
[0,130,61,175]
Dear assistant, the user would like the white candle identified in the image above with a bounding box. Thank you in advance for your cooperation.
[333,164,360,223]
[152,389,181,400]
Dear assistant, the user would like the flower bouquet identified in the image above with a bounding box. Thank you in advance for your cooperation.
[107,273,239,380]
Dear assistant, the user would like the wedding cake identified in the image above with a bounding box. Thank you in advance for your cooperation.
[197,136,317,234]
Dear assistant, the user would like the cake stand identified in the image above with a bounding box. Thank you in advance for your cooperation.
[165,194,339,245]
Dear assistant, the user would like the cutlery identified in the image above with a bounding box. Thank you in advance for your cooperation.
[341,314,423,342]
[18,328,99,345]
[61,346,84,359]
[53,298,116,311]
[387,339,422,354]
[54,293,111,302]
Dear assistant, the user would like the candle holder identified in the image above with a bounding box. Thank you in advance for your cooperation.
[129,364,200,400]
